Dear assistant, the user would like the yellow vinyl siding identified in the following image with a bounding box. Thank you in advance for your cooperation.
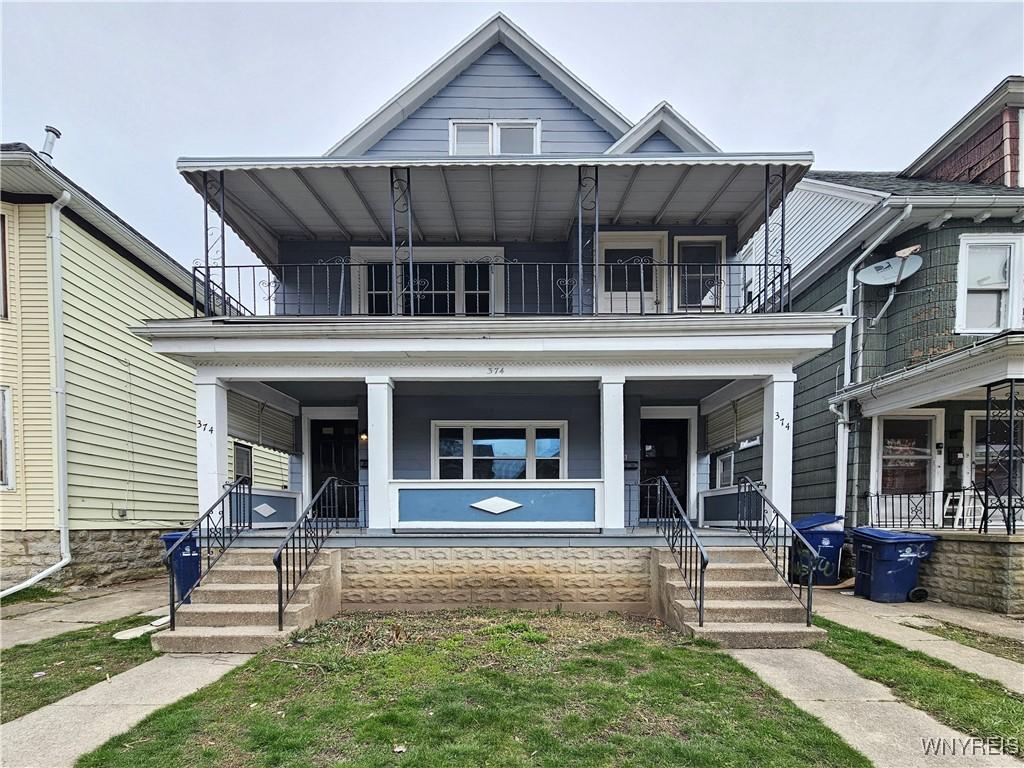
[59,218,199,530]
[227,439,291,490]
[0,203,57,531]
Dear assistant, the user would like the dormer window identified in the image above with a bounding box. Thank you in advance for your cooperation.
[450,120,539,156]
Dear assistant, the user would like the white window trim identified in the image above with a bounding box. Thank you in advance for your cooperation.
[869,409,945,496]
[232,441,253,481]
[715,450,735,489]
[0,387,12,491]
[448,119,541,156]
[954,233,1024,335]
[349,247,505,315]
[431,420,568,480]
[673,235,728,311]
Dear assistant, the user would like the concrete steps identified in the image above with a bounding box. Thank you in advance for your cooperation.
[152,625,292,654]
[175,602,313,628]
[689,622,825,649]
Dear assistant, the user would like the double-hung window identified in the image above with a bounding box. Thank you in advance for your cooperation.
[0,387,11,490]
[955,234,1024,334]
[715,451,734,488]
[434,422,566,480]
[450,121,539,156]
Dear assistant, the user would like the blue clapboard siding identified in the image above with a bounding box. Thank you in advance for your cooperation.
[397,487,596,524]
[364,45,615,156]
[631,131,683,154]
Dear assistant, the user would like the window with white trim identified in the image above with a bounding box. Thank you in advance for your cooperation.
[433,422,566,480]
[715,451,734,488]
[955,234,1024,334]
[450,121,540,156]
[0,387,11,490]
[233,441,253,482]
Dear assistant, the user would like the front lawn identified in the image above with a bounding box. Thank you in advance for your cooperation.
[1,615,159,722]
[78,611,868,768]
[814,617,1024,744]
[0,585,62,607]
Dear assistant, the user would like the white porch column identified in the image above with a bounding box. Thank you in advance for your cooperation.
[195,380,228,514]
[762,373,796,519]
[365,376,394,531]
[600,376,626,530]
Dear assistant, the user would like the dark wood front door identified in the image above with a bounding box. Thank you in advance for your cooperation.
[640,419,689,519]
[310,419,359,519]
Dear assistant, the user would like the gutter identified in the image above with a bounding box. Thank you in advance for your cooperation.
[0,191,73,598]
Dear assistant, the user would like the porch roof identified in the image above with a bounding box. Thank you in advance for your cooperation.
[177,153,811,265]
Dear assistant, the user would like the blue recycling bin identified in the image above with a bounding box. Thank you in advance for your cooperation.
[159,531,200,604]
[852,527,937,603]
[792,514,845,586]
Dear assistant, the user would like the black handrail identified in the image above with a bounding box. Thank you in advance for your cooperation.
[736,476,817,626]
[273,476,340,631]
[652,476,709,626]
[163,475,252,630]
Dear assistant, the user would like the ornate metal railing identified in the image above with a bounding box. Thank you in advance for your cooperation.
[651,476,709,626]
[736,476,816,626]
[190,261,791,318]
[273,477,363,631]
[163,476,252,630]
[867,485,1019,534]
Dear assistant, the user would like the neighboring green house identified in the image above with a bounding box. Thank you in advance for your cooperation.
[0,135,290,590]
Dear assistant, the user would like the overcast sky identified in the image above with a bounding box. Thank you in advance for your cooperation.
[3,2,1022,268]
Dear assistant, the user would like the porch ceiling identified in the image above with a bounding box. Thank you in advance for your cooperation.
[177,154,810,264]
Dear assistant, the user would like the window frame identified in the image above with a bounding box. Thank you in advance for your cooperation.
[0,387,12,490]
[714,450,734,489]
[954,233,1024,335]
[869,410,945,496]
[1,213,8,320]
[674,235,728,311]
[232,441,253,482]
[431,420,568,481]
[448,119,541,156]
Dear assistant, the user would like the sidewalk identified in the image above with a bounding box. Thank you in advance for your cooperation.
[732,649,1019,768]
[0,652,250,768]
[0,579,166,649]
[815,591,1024,694]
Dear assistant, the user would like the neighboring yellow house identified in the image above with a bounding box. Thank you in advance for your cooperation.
[0,136,291,590]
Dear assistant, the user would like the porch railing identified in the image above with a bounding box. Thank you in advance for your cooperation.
[737,476,815,626]
[651,476,708,626]
[273,478,366,631]
[164,476,252,630]
[624,479,660,526]
[867,485,1020,533]
[191,261,791,318]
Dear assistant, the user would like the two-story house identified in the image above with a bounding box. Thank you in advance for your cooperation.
[740,76,1024,614]
[138,14,850,652]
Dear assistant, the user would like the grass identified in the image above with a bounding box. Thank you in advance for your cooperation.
[0,585,61,607]
[1,615,159,723]
[813,617,1024,744]
[914,619,1024,665]
[78,611,870,768]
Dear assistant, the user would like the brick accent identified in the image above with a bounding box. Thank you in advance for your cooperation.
[917,531,1024,615]
[338,547,652,613]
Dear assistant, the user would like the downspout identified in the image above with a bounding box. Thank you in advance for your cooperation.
[833,203,913,521]
[0,190,72,597]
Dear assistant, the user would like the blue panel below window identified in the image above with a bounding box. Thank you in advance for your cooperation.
[251,491,298,525]
[398,487,596,523]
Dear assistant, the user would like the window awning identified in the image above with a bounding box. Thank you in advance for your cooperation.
[177,153,811,265]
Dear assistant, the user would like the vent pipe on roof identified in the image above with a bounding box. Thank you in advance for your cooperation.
[40,125,62,164]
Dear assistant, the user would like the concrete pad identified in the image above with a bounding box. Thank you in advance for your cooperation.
[0,602,59,619]
[732,649,1019,768]
[0,619,96,649]
[0,653,251,768]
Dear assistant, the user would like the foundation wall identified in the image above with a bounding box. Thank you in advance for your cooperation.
[917,531,1024,616]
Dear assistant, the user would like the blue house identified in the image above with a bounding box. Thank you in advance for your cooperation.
[141,14,848,652]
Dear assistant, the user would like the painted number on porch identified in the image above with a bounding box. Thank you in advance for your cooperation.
[487,367,505,375]
[775,412,790,430]
[196,419,214,434]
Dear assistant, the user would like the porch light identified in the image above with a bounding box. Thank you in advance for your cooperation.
[359,431,369,443]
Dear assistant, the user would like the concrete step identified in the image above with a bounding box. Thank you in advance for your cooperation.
[152,625,289,653]
[703,562,780,582]
[676,598,808,624]
[204,563,331,585]
[684,622,826,649]
[175,602,312,628]
[704,546,770,564]
[220,549,275,566]
[702,580,794,601]
[190,583,314,605]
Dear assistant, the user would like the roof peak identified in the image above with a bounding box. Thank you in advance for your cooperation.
[606,101,719,154]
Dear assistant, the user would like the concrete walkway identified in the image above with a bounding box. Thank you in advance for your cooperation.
[0,579,166,649]
[732,649,1019,768]
[0,652,250,768]
[815,592,1024,695]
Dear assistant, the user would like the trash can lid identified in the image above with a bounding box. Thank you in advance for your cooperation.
[158,531,192,542]
[793,513,845,530]
[852,527,937,543]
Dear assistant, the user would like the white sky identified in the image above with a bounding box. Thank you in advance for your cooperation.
[3,2,1022,269]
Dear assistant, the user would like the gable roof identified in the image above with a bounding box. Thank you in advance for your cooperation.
[325,13,633,156]
[605,101,719,154]
[806,170,1024,197]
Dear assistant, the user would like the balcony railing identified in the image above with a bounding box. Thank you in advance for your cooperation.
[192,260,791,318]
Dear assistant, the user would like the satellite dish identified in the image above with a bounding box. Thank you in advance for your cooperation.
[856,254,923,286]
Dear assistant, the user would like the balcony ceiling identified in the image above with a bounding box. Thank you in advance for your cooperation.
[177,154,810,264]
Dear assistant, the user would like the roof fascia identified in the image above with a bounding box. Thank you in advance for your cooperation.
[605,101,719,154]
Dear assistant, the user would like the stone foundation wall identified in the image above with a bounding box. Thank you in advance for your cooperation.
[1,528,170,589]
[339,546,653,614]
[917,531,1024,616]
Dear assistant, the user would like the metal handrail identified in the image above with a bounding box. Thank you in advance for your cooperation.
[653,476,709,626]
[273,476,340,631]
[163,475,252,630]
[736,476,817,626]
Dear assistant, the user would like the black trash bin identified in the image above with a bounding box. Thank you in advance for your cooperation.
[852,527,937,603]
[791,514,845,586]
[159,531,200,604]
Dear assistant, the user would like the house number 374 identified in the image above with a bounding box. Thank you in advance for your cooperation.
[196,420,214,434]
[774,412,791,431]
[487,367,505,375]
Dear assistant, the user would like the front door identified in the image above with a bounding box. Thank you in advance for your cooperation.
[310,419,360,520]
[599,247,660,314]
[876,416,940,526]
[640,419,689,521]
